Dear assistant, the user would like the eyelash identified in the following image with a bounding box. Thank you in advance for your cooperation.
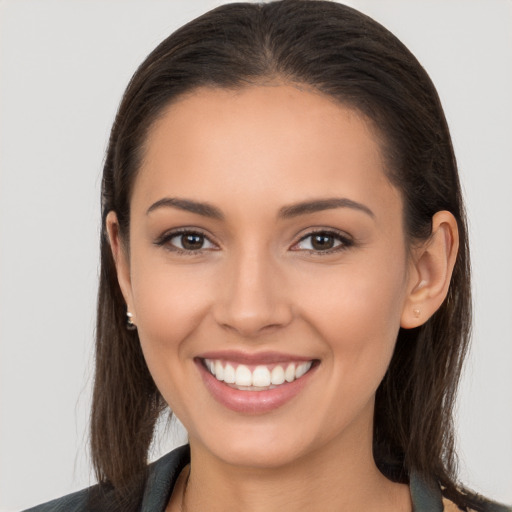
[154,228,354,256]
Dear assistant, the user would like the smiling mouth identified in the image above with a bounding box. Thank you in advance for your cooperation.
[202,358,315,391]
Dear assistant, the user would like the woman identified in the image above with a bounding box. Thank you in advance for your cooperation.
[23,1,511,511]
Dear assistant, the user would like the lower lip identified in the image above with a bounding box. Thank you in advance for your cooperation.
[196,359,317,414]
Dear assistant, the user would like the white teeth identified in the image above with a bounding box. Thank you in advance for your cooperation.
[204,359,313,388]
[252,366,271,387]
[235,364,252,386]
[215,360,224,381]
[223,363,236,384]
[285,363,295,383]
[296,362,312,378]
[271,365,285,385]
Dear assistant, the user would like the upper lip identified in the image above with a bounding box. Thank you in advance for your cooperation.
[196,350,315,365]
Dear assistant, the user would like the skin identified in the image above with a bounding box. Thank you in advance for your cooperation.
[107,84,458,512]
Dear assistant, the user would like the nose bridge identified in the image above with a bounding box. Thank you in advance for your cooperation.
[213,240,292,337]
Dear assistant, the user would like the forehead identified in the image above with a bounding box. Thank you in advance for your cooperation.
[134,84,401,223]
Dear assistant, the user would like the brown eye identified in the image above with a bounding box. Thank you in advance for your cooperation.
[311,233,336,250]
[156,230,217,253]
[180,233,205,250]
[294,230,352,253]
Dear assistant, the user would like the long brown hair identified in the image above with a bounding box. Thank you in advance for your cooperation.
[91,0,472,507]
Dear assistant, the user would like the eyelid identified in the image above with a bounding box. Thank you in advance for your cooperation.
[291,228,354,254]
[153,227,219,254]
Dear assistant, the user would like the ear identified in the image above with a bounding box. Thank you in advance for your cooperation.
[105,211,136,324]
[401,211,459,329]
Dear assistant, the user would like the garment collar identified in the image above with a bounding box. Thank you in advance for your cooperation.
[141,445,444,512]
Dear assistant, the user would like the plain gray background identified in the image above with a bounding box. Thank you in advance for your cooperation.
[1,1,511,510]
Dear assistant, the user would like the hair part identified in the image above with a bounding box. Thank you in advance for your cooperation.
[92,1,472,508]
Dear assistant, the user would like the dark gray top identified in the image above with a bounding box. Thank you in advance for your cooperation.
[23,444,510,512]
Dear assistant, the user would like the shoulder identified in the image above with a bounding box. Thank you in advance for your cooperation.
[442,494,512,512]
[410,469,511,512]
[22,487,97,512]
[22,444,190,512]
[21,483,128,512]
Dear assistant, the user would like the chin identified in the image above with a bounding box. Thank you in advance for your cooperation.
[210,437,309,469]
[188,416,330,471]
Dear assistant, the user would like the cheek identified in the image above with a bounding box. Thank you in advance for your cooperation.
[129,257,214,370]
[128,260,220,421]
[295,253,408,377]
[291,262,408,434]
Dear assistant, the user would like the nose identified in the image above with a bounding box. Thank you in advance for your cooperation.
[212,247,293,338]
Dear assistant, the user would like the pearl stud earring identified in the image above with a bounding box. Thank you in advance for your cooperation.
[126,310,137,330]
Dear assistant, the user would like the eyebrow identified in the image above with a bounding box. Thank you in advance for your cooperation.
[146,197,225,219]
[146,196,375,220]
[278,198,374,219]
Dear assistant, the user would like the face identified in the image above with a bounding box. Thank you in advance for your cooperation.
[112,84,418,470]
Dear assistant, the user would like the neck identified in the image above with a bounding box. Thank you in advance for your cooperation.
[176,410,411,512]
